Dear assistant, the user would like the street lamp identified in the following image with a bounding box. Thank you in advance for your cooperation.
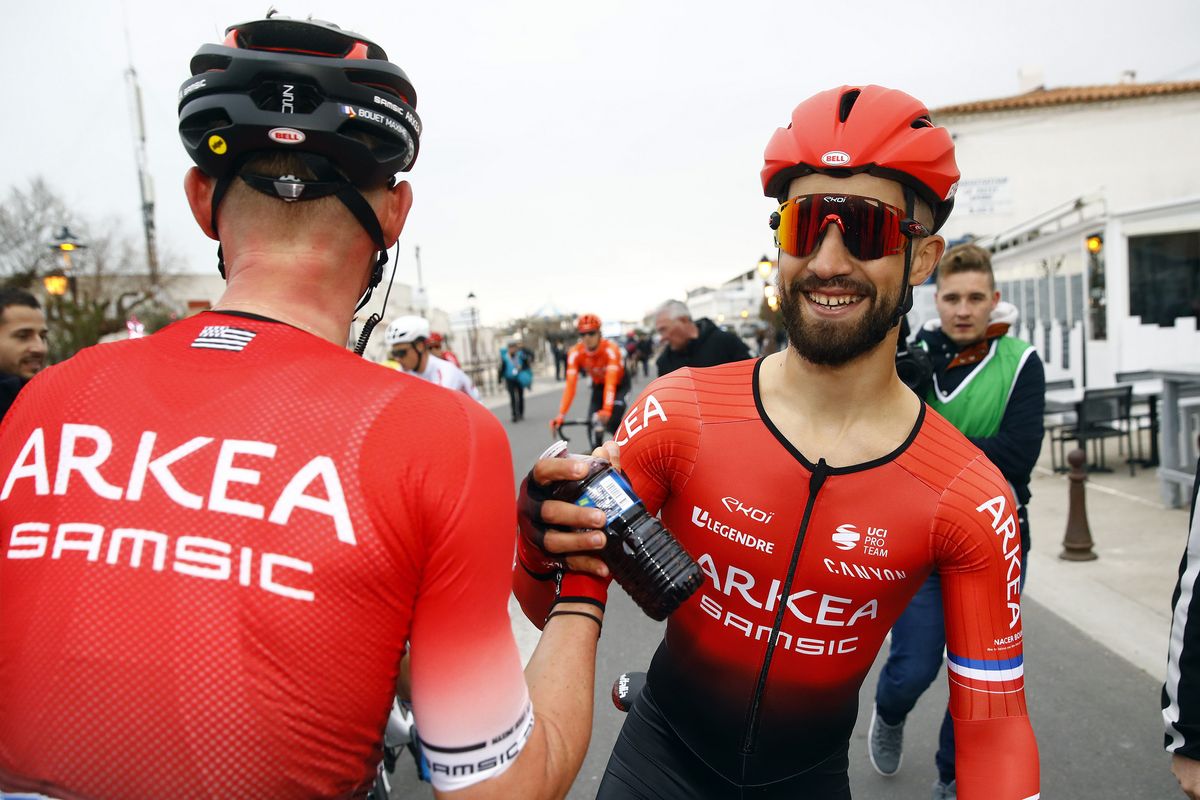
[757,254,773,279]
[466,291,480,367]
[47,226,86,300]
[43,271,69,297]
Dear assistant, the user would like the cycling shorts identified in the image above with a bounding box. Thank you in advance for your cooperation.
[596,683,851,800]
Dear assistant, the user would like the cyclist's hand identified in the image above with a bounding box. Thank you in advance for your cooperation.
[1173,753,1200,800]
[549,413,565,431]
[593,439,622,467]
[517,453,609,579]
[594,409,611,425]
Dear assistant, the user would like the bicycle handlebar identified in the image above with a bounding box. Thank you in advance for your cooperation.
[552,418,599,443]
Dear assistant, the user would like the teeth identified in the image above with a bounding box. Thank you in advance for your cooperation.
[806,293,860,308]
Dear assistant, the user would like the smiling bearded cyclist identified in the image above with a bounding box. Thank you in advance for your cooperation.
[515,85,1040,800]
[0,15,602,800]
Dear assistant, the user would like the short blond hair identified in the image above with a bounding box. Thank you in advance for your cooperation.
[937,243,993,289]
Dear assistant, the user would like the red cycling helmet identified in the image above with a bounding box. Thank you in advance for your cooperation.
[427,331,444,346]
[760,85,959,233]
[577,314,602,333]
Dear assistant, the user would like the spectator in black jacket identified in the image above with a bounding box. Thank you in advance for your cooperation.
[652,299,751,377]
[0,289,48,424]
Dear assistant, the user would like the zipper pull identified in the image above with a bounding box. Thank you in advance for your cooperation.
[810,457,829,494]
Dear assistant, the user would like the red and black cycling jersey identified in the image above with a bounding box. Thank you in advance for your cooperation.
[522,358,1039,798]
[0,313,531,798]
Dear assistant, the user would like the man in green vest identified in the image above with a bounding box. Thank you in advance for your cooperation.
[868,243,1046,800]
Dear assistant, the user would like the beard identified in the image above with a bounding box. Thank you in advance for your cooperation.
[779,274,900,366]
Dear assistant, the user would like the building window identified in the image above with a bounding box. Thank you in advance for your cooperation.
[1129,231,1200,326]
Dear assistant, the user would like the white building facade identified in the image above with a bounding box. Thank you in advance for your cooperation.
[926,80,1200,385]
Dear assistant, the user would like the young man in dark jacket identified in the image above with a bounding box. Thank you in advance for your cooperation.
[653,299,751,376]
[869,243,1045,799]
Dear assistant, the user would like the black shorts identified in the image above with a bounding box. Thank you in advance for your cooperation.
[589,380,629,437]
[596,684,852,800]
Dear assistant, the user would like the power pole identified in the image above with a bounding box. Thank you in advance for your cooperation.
[125,63,159,284]
[413,245,426,313]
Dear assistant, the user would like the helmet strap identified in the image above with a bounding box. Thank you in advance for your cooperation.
[892,186,917,328]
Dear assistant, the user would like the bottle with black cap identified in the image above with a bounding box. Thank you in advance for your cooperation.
[541,441,702,621]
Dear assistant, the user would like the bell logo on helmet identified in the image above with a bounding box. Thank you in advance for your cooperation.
[268,128,306,145]
[821,150,851,167]
[208,135,227,155]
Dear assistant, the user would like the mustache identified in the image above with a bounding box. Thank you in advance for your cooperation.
[786,276,876,298]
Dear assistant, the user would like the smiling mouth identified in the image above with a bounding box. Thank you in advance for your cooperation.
[805,292,864,309]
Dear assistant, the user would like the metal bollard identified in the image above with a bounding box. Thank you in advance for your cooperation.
[1060,448,1098,561]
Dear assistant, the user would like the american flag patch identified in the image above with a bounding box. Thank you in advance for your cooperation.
[191,325,257,352]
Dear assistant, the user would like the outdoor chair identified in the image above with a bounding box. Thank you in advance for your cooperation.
[1049,385,1135,475]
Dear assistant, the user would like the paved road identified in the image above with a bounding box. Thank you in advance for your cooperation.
[391,377,1181,799]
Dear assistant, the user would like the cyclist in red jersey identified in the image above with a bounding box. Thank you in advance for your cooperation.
[427,331,461,367]
[550,313,630,440]
[515,85,1040,799]
[0,16,602,800]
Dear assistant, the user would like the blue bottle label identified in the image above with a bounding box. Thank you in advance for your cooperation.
[576,471,638,523]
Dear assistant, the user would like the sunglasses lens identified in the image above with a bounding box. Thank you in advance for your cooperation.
[774,194,914,260]
[394,348,409,358]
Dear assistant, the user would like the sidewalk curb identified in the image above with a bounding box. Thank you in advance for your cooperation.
[1024,462,1181,683]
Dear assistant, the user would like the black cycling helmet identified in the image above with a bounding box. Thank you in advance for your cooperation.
[179,14,420,186]
[177,14,421,298]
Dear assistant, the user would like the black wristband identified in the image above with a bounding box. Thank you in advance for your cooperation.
[552,595,606,613]
[546,609,603,634]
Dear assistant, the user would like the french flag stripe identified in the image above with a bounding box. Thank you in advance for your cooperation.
[947,652,1024,682]
[948,652,1023,671]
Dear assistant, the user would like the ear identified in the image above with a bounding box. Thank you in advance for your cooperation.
[909,235,945,287]
[380,180,414,247]
[184,168,219,241]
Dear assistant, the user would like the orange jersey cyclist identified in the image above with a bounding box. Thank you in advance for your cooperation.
[516,86,1039,800]
[550,313,630,439]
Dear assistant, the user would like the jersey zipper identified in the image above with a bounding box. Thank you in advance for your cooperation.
[739,458,830,754]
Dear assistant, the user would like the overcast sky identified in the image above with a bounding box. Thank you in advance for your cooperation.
[6,0,1199,326]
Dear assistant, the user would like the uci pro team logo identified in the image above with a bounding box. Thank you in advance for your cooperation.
[832,523,861,551]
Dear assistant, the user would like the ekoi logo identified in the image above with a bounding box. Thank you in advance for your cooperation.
[832,523,861,551]
[720,497,775,524]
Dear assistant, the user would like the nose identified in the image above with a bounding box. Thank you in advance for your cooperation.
[30,336,48,356]
[805,224,855,280]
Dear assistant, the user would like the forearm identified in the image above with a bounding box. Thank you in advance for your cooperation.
[559,373,578,415]
[520,604,602,796]
[602,373,619,413]
[953,714,1039,799]
[434,606,600,800]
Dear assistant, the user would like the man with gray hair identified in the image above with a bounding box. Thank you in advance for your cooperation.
[652,299,751,377]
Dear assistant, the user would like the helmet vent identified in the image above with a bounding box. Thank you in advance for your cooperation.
[249,79,321,113]
[179,108,233,148]
[837,89,861,123]
[338,119,407,161]
[911,115,933,129]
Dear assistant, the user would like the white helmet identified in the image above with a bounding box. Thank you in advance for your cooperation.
[385,315,430,346]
